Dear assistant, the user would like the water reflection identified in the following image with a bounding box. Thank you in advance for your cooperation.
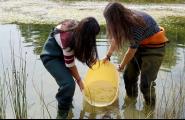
[79,99,120,119]
[160,16,185,69]
[18,23,107,55]
[121,96,155,119]
[69,97,156,119]
[17,16,185,70]
[11,16,185,118]
[18,24,54,54]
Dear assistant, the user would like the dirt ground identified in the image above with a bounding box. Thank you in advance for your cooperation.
[0,0,185,24]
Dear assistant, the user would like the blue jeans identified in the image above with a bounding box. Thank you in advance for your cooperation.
[41,56,76,110]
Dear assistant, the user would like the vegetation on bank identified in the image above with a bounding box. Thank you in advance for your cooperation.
[61,0,185,4]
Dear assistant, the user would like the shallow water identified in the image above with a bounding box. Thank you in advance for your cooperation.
[0,3,185,118]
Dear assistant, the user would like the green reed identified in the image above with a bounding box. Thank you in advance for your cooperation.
[0,76,6,119]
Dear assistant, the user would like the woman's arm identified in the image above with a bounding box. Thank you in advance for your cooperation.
[103,40,116,62]
[69,65,84,91]
[118,47,137,72]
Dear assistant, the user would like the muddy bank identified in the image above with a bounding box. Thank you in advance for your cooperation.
[0,0,185,24]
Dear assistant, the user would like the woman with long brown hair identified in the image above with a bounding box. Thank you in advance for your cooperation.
[103,2,168,107]
[40,17,100,118]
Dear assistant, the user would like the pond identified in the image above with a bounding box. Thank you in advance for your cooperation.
[0,16,185,119]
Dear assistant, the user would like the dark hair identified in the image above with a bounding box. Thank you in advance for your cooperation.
[103,2,146,49]
[72,17,100,68]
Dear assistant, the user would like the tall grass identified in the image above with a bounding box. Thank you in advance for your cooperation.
[0,31,28,119]
[0,53,7,119]
[0,76,6,119]
[0,30,53,119]
[156,76,185,119]
[31,74,52,119]
[8,44,27,119]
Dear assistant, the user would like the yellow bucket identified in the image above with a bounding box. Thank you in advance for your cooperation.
[83,60,120,107]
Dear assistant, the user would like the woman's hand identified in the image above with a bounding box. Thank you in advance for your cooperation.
[76,79,84,92]
[102,55,111,64]
[103,39,115,64]
[68,65,84,92]
[117,64,124,72]
[118,48,137,72]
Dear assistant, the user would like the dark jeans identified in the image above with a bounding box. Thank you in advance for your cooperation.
[41,56,76,110]
[123,46,165,105]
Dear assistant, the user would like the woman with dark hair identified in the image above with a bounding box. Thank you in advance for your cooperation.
[40,17,100,118]
[103,2,168,107]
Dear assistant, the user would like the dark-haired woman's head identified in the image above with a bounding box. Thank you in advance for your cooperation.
[73,17,100,68]
[103,2,146,49]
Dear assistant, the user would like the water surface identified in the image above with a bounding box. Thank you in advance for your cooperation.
[0,16,185,119]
